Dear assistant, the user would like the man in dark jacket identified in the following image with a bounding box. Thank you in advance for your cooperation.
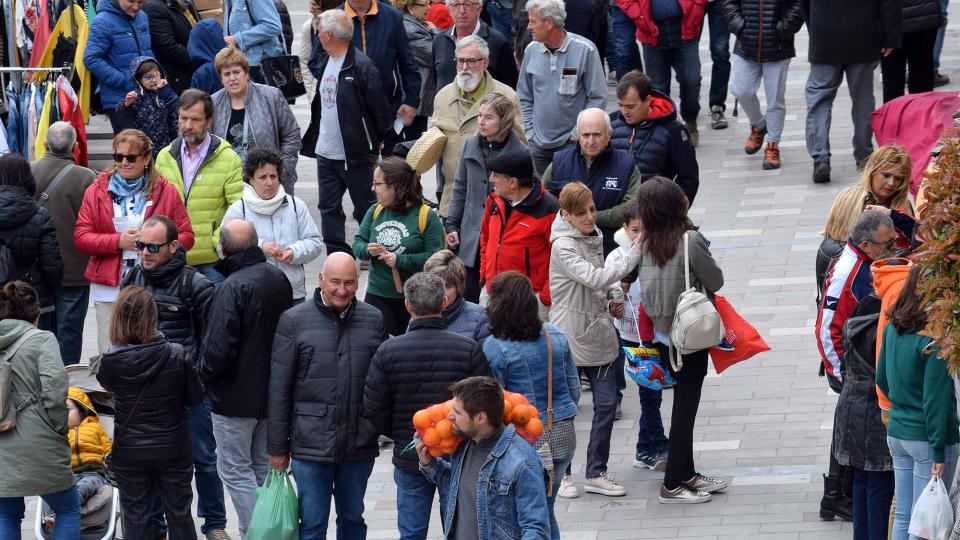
[303,9,393,256]
[364,272,490,539]
[801,0,900,183]
[609,71,699,204]
[268,252,387,539]
[31,122,95,365]
[143,0,201,94]
[723,0,803,170]
[541,107,640,256]
[200,219,293,537]
[123,215,229,539]
[432,0,517,89]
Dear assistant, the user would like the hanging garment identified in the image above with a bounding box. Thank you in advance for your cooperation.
[26,83,37,160]
[36,4,91,119]
[54,74,87,165]
[0,117,9,155]
[28,0,50,66]
[6,88,21,154]
[33,81,54,158]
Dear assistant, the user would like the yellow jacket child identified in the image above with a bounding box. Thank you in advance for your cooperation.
[66,387,112,471]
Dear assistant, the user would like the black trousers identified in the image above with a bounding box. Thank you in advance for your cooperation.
[659,344,709,490]
[881,27,938,103]
[113,455,196,540]
[463,264,482,304]
[366,292,411,336]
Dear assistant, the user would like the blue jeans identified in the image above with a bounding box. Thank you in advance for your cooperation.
[582,362,618,477]
[0,486,80,539]
[195,263,226,286]
[704,0,731,109]
[546,457,571,540]
[54,286,89,365]
[888,436,960,540]
[485,0,513,42]
[394,467,442,540]
[934,0,949,72]
[642,19,702,124]
[608,4,643,80]
[291,458,376,540]
[852,468,894,540]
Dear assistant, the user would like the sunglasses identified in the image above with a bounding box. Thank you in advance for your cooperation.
[113,152,145,163]
[135,240,172,254]
[864,233,900,250]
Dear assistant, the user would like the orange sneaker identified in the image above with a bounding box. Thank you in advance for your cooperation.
[763,142,781,170]
[745,125,766,155]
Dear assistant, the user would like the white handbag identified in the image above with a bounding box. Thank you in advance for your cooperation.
[668,231,724,370]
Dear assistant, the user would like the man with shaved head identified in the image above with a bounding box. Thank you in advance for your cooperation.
[268,251,387,539]
[201,218,293,536]
[541,107,641,256]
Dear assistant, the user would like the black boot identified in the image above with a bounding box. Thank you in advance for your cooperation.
[820,474,853,521]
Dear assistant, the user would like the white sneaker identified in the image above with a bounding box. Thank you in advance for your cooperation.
[557,474,580,499]
[583,471,626,497]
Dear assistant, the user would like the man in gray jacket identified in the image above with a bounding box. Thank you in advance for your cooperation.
[517,0,607,175]
[268,251,387,538]
[30,121,96,366]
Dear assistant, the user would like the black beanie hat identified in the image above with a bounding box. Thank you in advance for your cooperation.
[486,149,535,183]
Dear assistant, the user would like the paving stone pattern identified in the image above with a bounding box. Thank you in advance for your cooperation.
[20,5,960,538]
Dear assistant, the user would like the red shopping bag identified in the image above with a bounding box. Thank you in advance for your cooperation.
[709,295,770,373]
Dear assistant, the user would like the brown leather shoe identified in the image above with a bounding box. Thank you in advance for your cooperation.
[762,142,781,170]
[745,125,766,155]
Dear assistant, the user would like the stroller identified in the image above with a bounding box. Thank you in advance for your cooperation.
[34,364,120,540]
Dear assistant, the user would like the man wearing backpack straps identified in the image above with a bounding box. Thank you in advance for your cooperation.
[30,122,96,366]
[122,216,231,540]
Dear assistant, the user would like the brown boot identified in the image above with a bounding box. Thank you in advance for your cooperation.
[762,142,781,170]
[745,125,766,155]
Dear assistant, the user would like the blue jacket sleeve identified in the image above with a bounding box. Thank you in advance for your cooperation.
[234,0,283,50]
[515,455,551,539]
[84,19,128,91]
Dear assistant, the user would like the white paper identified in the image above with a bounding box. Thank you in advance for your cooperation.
[394,117,405,135]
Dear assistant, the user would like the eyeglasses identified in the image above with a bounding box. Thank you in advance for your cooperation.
[864,233,900,249]
[448,2,479,9]
[456,57,484,67]
[113,152,145,163]
[372,181,389,187]
[135,240,172,254]
[141,73,160,82]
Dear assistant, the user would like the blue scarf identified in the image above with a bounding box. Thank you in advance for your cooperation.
[108,172,148,216]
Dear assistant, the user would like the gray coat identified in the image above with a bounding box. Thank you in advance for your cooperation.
[446,131,528,267]
[402,12,436,118]
[212,82,302,192]
[0,320,74,497]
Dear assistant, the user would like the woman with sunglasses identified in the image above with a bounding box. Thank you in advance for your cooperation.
[75,129,194,354]
[221,147,322,303]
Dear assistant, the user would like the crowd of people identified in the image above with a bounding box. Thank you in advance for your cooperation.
[0,0,956,537]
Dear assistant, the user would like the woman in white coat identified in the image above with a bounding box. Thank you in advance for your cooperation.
[222,147,322,302]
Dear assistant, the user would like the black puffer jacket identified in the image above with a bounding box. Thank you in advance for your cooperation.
[142,0,201,94]
[363,316,490,474]
[801,0,900,64]
[901,0,942,34]
[123,250,214,363]
[96,338,203,462]
[268,292,388,462]
[608,92,699,204]
[0,187,63,309]
[832,294,892,471]
[200,246,293,418]
[722,0,804,62]
[274,0,294,54]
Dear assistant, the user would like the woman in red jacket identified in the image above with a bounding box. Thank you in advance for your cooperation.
[75,129,194,354]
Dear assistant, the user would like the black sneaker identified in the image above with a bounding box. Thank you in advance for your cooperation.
[710,106,728,130]
[634,448,668,471]
[813,161,831,184]
[934,72,950,88]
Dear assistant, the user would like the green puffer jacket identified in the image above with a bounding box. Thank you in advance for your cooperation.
[156,135,243,266]
[0,320,74,498]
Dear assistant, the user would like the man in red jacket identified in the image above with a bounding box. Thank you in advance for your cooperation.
[478,149,558,321]
[616,0,706,145]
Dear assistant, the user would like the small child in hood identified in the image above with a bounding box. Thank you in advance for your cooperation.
[66,387,112,504]
[115,57,179,157]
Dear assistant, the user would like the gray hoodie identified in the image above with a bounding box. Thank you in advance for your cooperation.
[548,213,639,366]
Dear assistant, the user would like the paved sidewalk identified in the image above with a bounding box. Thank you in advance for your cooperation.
[20,4,960,538]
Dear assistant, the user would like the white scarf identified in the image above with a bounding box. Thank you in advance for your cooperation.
[242,183,287,216]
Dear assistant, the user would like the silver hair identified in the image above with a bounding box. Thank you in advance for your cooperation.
[46,121,77,154]
[455,35,490,60]
[403,272,446,316]
[849,210,894,245]
[445,0,481,7]
[577,108,612,134]
[318,10,354,41]
[219,219,259,256]
[526,0,565,28]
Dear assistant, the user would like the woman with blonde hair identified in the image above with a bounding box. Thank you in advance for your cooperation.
[75,129,194,353]
[446,91,529,302]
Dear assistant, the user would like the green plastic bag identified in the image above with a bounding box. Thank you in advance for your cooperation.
[246,469,299,540]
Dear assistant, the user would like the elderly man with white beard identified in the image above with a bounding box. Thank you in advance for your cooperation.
[431,35,525,218]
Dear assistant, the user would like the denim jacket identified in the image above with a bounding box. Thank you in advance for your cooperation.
[224,0,285,66]
[483,323,581,424]
[421,424,551,539]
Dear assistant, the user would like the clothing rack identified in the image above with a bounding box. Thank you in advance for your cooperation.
[0,63,72,75]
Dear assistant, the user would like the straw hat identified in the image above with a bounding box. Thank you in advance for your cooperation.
[406,127,447,174]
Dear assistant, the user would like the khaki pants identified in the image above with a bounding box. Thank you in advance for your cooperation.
[94,301,113,354]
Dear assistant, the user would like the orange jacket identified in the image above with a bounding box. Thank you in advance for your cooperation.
[871,258,913,411]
